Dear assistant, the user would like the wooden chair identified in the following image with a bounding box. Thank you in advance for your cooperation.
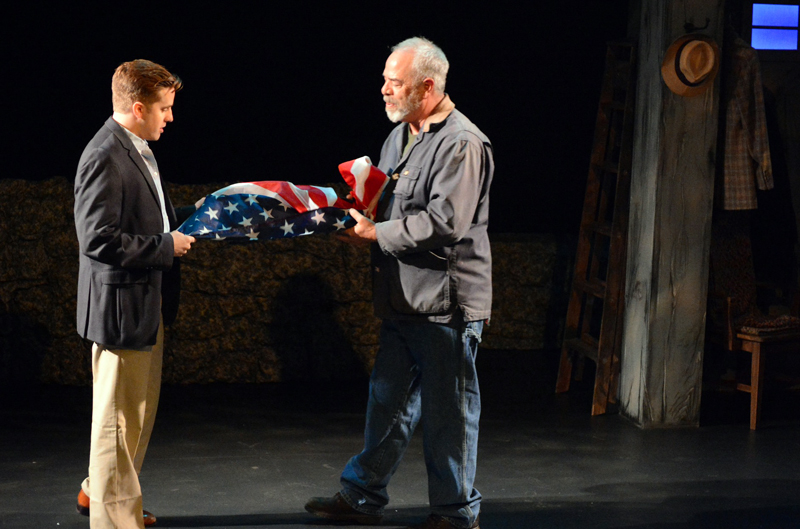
[724,297,800,429]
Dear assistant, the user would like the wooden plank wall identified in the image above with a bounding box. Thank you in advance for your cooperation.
[619,0,724,427]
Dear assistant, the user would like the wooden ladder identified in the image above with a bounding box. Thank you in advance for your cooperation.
[555,41,637,415]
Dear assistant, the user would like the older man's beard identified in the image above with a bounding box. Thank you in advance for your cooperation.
[384,88,424,123]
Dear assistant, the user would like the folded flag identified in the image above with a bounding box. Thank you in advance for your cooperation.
[337,157,389,218]
[178,156,388,241]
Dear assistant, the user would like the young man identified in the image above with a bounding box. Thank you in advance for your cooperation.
[305,37,494,529]
[73,59,195,528]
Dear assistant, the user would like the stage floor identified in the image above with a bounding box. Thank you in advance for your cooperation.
[2,350,799,528]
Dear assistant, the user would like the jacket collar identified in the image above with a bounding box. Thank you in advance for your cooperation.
[391,95,456,170]
[421,94,455,133]
[104,116,163,211]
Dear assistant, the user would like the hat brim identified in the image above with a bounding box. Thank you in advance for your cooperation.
[661,34,720,97]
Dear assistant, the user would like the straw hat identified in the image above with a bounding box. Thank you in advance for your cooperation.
[661,34,720,97]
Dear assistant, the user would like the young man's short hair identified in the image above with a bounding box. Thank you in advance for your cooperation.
[112,59,183,113]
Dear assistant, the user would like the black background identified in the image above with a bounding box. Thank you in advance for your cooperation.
[4,2,629,234]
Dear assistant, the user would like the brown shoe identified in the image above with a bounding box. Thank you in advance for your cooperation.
[76,489,90,516]
[142,511,157,527]
[408,514,480,529]
[304,492,383,525]
[76,489,158,526]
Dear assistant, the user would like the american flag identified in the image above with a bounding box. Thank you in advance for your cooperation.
[178,157,388,241]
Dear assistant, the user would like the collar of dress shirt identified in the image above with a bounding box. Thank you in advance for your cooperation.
[119,125,151,155]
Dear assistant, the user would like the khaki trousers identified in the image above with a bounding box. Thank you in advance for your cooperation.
[81,319,163,529]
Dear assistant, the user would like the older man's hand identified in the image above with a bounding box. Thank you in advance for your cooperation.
[335,209,378,245]
[349,209,378,241]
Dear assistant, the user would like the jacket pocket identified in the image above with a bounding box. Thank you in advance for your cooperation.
[388,249,452,314]
[101,270,154,343]
[393,165,421,199]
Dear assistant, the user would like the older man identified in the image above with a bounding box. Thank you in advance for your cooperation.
[305,37,494,529]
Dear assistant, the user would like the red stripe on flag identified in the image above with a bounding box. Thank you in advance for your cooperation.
[249,181,309,212]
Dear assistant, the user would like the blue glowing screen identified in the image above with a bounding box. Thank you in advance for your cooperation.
[751,28,799,49]
[752,4,799,27]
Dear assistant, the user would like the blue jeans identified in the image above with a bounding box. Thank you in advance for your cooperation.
[340,318,483,528]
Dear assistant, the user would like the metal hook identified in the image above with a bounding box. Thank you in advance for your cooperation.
[684,17,711,33]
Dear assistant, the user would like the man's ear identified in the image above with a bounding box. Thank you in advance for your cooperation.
[131,101,146,120]
[422,78,435,94]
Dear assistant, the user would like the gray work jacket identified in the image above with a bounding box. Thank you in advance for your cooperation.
[372,96,494,323]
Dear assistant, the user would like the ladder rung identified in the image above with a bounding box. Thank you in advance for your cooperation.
[600,101,627,111]
[589,221,612,236]
[611,62,632,74]
[592,162,619,174]
[573,277,606,298]
[608,40,635,49]
[563,337,599,362]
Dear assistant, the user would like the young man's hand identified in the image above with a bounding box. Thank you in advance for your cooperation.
[171,231,195,257]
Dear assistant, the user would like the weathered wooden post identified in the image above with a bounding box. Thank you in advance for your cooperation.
[619,0,724,427]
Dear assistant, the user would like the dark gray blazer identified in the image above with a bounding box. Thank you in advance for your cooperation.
[372,98,494,324]
[74,117,180,348]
